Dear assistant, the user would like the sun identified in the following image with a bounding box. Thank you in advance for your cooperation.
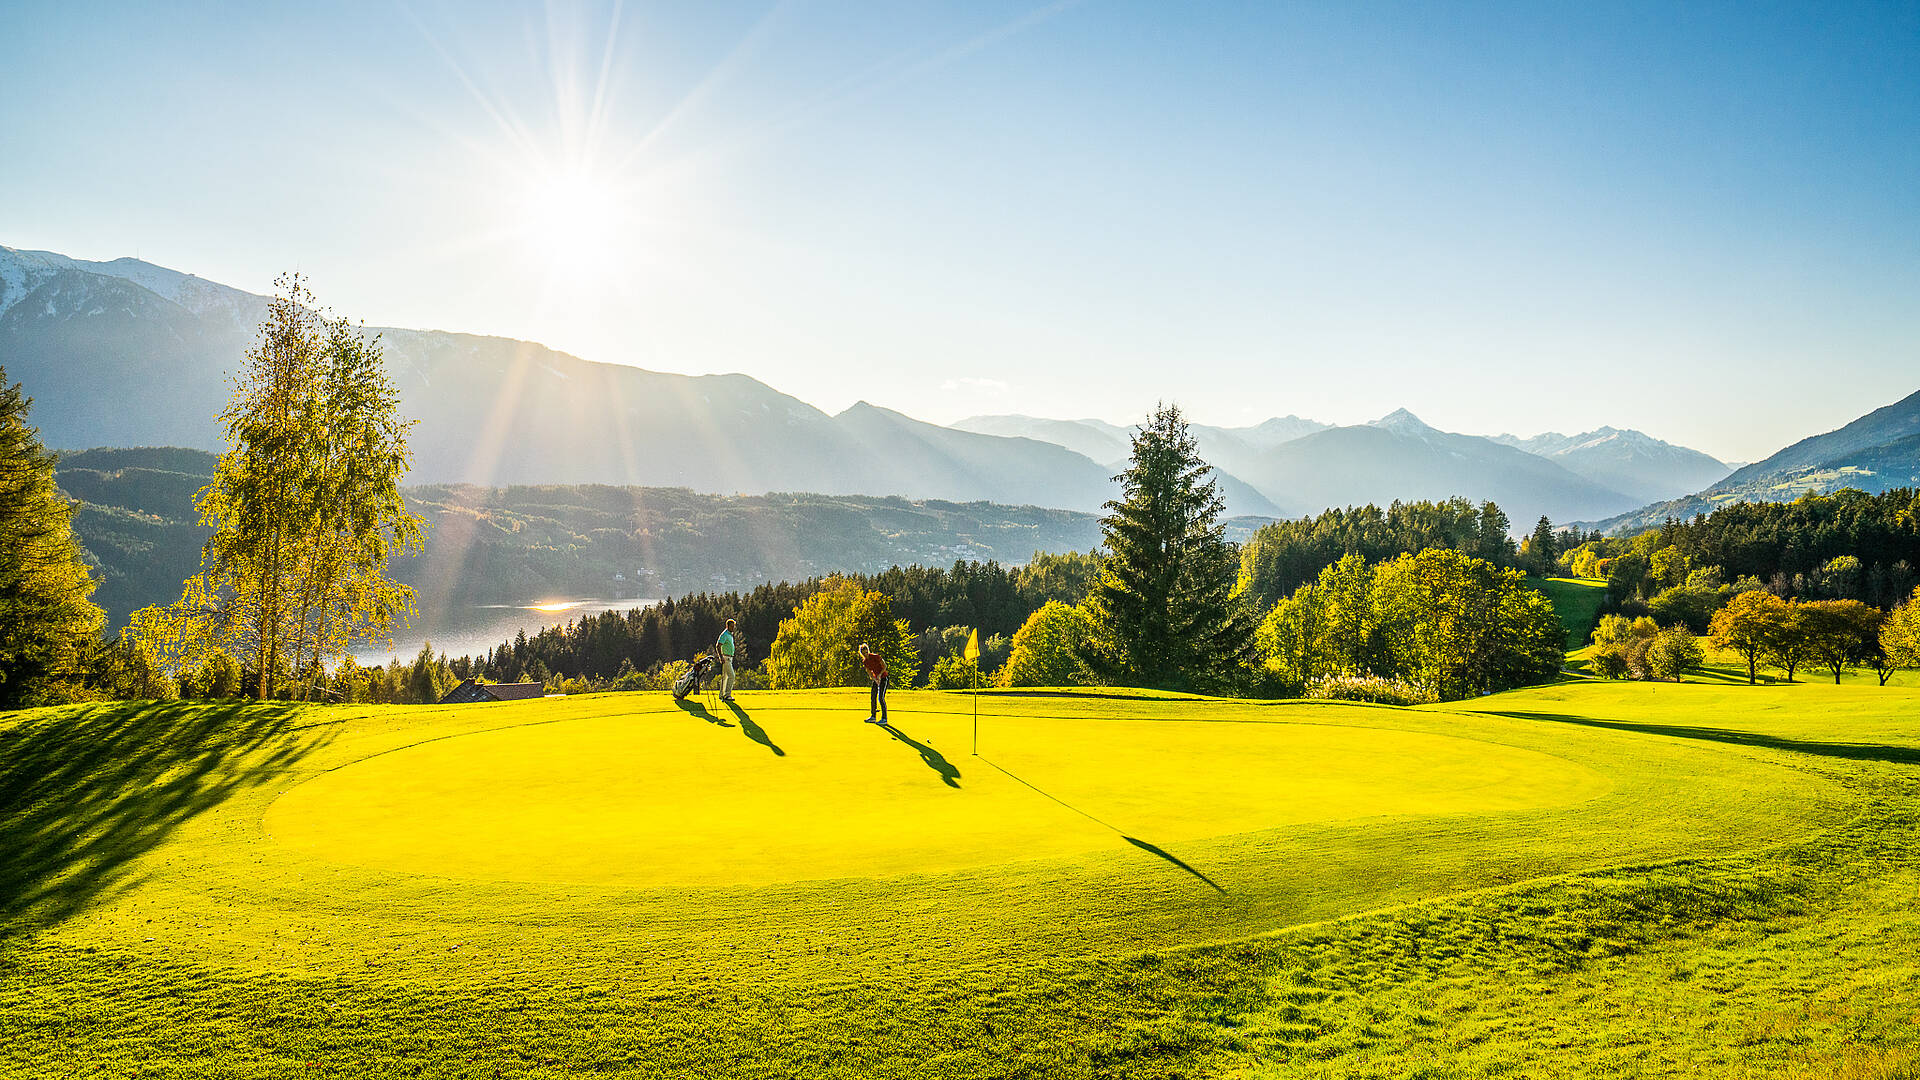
[520,168,624,274]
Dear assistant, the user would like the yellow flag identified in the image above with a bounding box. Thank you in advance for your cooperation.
[963,628,980,663]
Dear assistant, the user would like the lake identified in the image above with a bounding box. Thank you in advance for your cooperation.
[352,597,663,666]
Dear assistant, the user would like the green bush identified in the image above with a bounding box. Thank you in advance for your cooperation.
[1589,646,1632,680]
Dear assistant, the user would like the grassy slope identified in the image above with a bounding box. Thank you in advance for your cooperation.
[0,683,1914,1077]
[1223,681,1920,1077]
[1533,576,1608,651]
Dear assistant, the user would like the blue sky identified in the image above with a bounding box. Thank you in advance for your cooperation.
[2,0,1915,461]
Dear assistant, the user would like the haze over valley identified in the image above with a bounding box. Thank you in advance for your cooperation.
[12,241,1854,538]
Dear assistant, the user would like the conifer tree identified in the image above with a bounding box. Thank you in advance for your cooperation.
[1079,403,1254,691]
[1526,515,1558,577]
[0,368,105,707]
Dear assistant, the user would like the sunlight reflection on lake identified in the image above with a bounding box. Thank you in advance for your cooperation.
[352,598,662,665]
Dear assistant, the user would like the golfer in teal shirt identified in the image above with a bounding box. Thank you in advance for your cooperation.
[715,619,737,702]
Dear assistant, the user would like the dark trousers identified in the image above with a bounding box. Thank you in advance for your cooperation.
[870,674,888,719]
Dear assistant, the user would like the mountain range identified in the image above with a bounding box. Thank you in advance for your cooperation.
[1,246,1152,514]
[1582,389,1920,534]
[17,242,1912,535]
[957,409,1729,524]
[54,447,1122,627]
[1489,427,1733,503]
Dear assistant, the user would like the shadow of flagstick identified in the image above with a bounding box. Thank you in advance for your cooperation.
[1120,836,1228,894]
[978,758,1227,895]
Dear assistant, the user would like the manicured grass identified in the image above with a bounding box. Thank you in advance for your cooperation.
[2,681,1915,1076]
[1532,576,1609,651]
[269,695,1607,888]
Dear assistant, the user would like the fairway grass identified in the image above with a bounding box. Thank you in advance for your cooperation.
[3,682,1915,1076]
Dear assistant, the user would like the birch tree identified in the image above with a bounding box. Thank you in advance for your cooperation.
[133,275,423,698]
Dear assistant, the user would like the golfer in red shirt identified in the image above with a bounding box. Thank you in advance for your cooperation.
[858,643,889,725]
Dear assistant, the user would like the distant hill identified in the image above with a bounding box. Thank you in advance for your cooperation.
[1234,415,1330,450]
[57,446,1268,628]
[951,415,1134,464]
[956,413,1328,462]
[3,245,1149,514]
[1490,427,1732,503]
[1582,388,1920,535]
[947,413,1286,517]
[1234,411,1641,525]
[959,410,1667,526]
[5,241,1712,529]
[55,447,219,627]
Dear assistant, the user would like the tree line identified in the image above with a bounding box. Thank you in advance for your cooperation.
[1564,489,1920,624]
[1234,497,1523,610]
[1254,550,1563,703]
[1583,588,1920,687]
[1531,490,1920,687]
[455,551,1098,693]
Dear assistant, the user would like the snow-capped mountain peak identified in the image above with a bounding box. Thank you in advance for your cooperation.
[1368,408,1437,436]
[0,245,262,327]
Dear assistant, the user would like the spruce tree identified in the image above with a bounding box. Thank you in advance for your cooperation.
[0,368,105,707]
[1079,403,1254,691]
[1526,515,1557,577]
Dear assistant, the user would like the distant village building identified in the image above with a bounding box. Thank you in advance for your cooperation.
[438,679,548,705]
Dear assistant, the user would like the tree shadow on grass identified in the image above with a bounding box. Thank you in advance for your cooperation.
[1486,710,1920,765]
[674,698,732,727]
[0,699,316,934]
[1681,666,1786,686]
[726,701,784,757]
[880,723,961,788]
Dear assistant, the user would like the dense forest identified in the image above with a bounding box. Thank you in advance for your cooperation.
[461,551,1102,688]
[1563,489,1920,629]
[40,431,1920,706]
[1234,498,1534,609]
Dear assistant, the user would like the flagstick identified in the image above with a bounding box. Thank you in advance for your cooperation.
[971,656,980,756]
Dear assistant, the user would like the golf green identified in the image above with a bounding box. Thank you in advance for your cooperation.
[6,687,1843,992]
[1,682,1901,1079]
[265,703,1611,887]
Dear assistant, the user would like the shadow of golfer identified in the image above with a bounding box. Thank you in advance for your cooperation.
[674,698,732,727]
[880,723,961,788]
[727,701,784,756]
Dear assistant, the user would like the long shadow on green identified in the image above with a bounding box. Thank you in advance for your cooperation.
[1488,710,1920,765]
[0,700,314,933]
[674,698,732,727]
[725,701,784,756]
[880,723,961,788]
[1121,836,1228,895]
[980,758,1227,895]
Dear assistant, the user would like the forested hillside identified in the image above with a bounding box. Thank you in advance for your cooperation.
[1566,488,1920,626]
[54,447,1140,626]
[1589,389,1920,534]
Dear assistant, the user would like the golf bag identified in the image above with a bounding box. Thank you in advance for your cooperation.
[672,654,713,701]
